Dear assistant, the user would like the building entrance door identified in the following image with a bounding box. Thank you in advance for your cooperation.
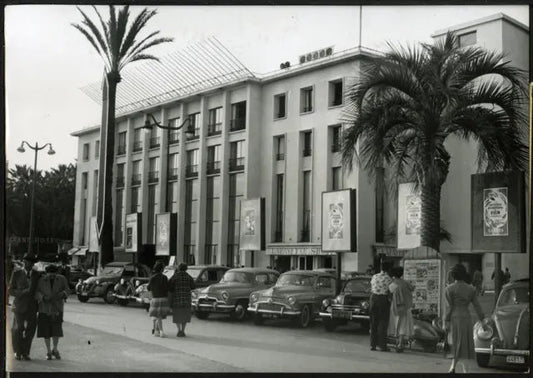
[274,255,291,273]
[298,256,313,270]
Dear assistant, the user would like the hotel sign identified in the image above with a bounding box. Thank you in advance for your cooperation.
[266,245,336,256]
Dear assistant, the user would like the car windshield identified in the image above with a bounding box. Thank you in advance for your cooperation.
[344,279,371,293]
[220,271,252,283]
[187,268,202,279]
[498,286,529,306]
[276,274,314,287]
[101,266,124,275]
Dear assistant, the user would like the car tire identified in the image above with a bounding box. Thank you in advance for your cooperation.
[230,301,247,321]
[77,294,89,303]
[253,313,264,326]
[104,287,116,304]
[324,319,336,332]
[298,305,312,328]
[195,311,210,320]
[476,353,490,368]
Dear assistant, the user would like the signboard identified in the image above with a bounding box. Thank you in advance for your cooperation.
[321,189,356,252]
[397,183,421,249]
[266,245,336,256]
[125,213,142,253]
[155,213,177,256]
[88,216,99,252]
[239,198,265,251]
[404,259,441,314]
[472,171,525,253]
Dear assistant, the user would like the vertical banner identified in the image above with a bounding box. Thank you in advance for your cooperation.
[125,213,142,253]
[321,189,356,252]
[88,216,99,252]
[472,171,525,253]
[155,213,177,256]
[397,183,421,249]
[403,259,441,314]
[239,198,265,250]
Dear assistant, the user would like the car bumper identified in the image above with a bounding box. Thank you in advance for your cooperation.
[192,302,235,313]
[135,297,151,305]
[247,303,301,316]
[475,347,530,357]
[318,311,369,321]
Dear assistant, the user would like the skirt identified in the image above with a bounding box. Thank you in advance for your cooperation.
[172,306,192,324]
[37,312,63,338]
[387,309,414,337]
[148,297,169,319]
[450,313,475,359]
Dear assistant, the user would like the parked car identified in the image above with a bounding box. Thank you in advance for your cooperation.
[474,279,529,369]
[75,262,151,304]
[248,270,337,328]
[318,275,372,331]
[68,265,93,289]
[113,276,150,306]
[135,265,230,310]
[192,267,279,321]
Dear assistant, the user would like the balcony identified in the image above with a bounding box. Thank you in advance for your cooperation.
[132,141,143,152]
[207,123,222,136]
[331,142,341,153]
[117,144,126,155]
[148,171,159,184]
[303,148,312,157]
[186,128,200,141]
[169,132,179,145]
[150,137,160,149]
[229,118,245,132]
[186,164,198,177]
[168,168,178,181]
[206,161,221,174]
[131,174,142,186]
[229,157,245,172]
[276,153,285,161]
[116,176,125,188]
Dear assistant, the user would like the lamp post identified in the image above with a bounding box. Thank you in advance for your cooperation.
[16,141,56,255]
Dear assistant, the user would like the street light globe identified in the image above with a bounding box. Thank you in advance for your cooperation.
[48,146,56,155]
[17,145,25,153]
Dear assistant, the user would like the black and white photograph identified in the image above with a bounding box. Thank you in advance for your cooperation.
[4,3,531,374]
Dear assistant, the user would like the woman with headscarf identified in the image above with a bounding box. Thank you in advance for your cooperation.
[168,262,195,337]
[445,264,486,373]
[34,264,69,360]
[387,266,414,352]
[147,260,169,337]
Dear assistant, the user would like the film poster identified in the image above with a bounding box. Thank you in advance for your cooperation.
[403,259,441,314]
[483,187,509,236]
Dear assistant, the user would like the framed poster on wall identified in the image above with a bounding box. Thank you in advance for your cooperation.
[403,259,441,315]
[321,189,356,252]
[239,198,265,251]
[88,216,99,252]
[155,213,177,256]
[397,183,421,249]
[125,213,142,253]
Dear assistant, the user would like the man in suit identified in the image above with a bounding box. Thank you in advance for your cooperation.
[9,253,40,361]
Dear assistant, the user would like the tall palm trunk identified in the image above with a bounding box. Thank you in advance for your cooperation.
[420,180,442,252]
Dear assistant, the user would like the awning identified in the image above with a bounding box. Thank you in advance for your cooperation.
[68,247,88,256]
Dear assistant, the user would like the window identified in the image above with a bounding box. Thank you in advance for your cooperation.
[227,173,244,266]
[116,163,125,188]
[95,140,100,159]
[148,157,159,183]
[317,277,335,289]
[230,101,246,131]
[375,167,385,243]
[186,149,199,177]
[168,153,179,181]
[275,135,285,161]
[205,176,221,264]
[114,189,124,246]
[184,179,199,264]
[131,160,141,186]
[149,126,160,149]
[329,79,343,107]
[300,86,313,113]
[331,125,342,153]
[82,172,88,190]
[332,167,342,191]
[117,132,127,155]
[131,187,140,213]
[229,141,245,171]
[274,174,284,242]
[167,181,178,213]
[147,185,157,243]
[168,118,180,145]
[302,131,312,157]
[207,145,221,174]
[133,128,143,152]
[82,143,90,161]
[92,170,98,216]
[301,170,311,242]
[187,113,200,140]
[458,31,476,47]
[208,107,222,136]
[274,93,286,119]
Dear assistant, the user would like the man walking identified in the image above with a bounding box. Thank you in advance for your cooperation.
[369,261,392,352]
[9,253,41,360]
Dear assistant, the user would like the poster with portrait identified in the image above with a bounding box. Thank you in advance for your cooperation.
[125,213,142,253]
[239,198,265,250]
[88,216,99,252]
[404,259,441,314]
[397,183,421,249]
[155,213,177,256]
[321,189,356,252]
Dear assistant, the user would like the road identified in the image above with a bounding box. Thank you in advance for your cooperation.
[5,294,521,373]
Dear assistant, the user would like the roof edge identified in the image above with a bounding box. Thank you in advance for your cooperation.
[431,12,528,37]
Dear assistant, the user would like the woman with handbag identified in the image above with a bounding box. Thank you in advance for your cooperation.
[147,260,170,338]
[387,266,415,353]
[34,264,69,360]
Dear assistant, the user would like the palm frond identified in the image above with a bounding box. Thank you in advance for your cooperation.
[119,8,158,60]
[73,6,111,70]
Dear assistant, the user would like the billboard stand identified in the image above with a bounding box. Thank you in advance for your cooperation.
[239,198,265,267]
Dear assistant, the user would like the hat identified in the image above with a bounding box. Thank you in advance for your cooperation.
[22,253,38,263]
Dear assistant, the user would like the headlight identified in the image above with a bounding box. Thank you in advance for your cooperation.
[96,280,100,285]
[476,321,493,340]
[221,291,229,301]
[135,285,144,294]
[361,301,369,309]
[250,293,258,303]
[191,291,198,299]
[322,299,331,307]
[120,278,125,285]
[135,280,140,287]
[288,296,296,305]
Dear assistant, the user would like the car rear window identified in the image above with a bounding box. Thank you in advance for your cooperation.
[498,287,529,306]
[276,274,314,287]
[221,271,252,283]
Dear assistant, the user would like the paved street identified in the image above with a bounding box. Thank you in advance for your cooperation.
[5,293,522,373]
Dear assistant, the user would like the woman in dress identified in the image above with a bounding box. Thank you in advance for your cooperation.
[445,264,486,373]
[147,260,169,337]
[387,266,414,352]
[168,262,195,337]
[34,264,69,360]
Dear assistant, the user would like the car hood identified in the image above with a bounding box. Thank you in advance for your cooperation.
[202,282,253,293]
[84,275,120,284]
[493,304,529,349]
[260,285,312,298]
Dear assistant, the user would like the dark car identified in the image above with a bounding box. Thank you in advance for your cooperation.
[318,275,372,331]
[68,265,93,289]
[192,267,279,321]
[135,265,229,310]
[474,279,529,369]
[75,262,151,304]
[248,270,337,328]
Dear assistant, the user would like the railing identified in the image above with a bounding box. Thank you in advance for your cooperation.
[117,144,126,155]
[229,157,245,171]
[150,137,160,149]
[331,98,342,107]
[229,118,245,131]
[276,153,285,161]
[206,161,221,174]
[132,141,143,152]
[302,105,313,113]
[148,171,159,183]
[207,122,222,136]
[186,164,198,177]
[131,174,142,186]
[303,148,312,157]
[169,132,179,145]
[187,128,200,141]
[331,143,341,153]
[168,168,179,181]
[276,111,286,119]
[116,176,125,188]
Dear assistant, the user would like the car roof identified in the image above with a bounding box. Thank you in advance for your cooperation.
[227,267,279,274]
[503,279,529,288]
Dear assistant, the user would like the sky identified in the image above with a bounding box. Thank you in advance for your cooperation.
[4,5,529,171]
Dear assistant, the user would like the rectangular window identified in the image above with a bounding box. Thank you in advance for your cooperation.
[458,31,476,47]
[229,141,245,171]
[300,87,314,113]
[332,166,342,191]
[302,131,312,157]
[131,187,139,213]
[186,149,199,177]
[301,170,311,242]
[185,179,199,265]
[205,175,221,264]
[230,101,246,131]
[207,145,221,174]
[117,132,127,155]
[227,173,244,265]
[133,128,143,152]
[115,189,124,246]
[329,79,343,107]
[92,170,98,216]
[131,160,142,186]
[275,135,285,161]
[116,163,125,188]
[187,113,200,140]
[147,185,157,243]
[331,125,342,153]
[82,143,90,161]
[168,118,180,145]
[95,140,100,159]
[82,172,88,190]
[149,126,160,149]
[80,199,87,245]
[167,181,178,213]
[148,157,159,183]
[274,93,286,119]
[375,167,385,243]
[168,153,179,181]
[274,174,284,242]
[208,107,223,136]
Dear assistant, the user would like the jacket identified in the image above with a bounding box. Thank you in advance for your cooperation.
[9,267,41,314]
[34,273,70,315]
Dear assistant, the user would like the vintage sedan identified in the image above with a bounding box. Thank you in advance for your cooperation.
[474,279,529,369]
[75,262,150,303]
[192,268,279,321]
[318,275,372,331]
[248,270,337,328]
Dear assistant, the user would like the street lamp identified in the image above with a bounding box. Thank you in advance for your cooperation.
[16,141,56,256]
[142,113,194,212]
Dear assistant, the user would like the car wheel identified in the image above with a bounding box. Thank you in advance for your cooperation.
[253,313,264,326]
[195,311,210,320]
[230,301,247,321]
[77,294,89,303]
[104,287,116,304]
[298,305,312,328]
[476,353,490,367]
[324,319,336,332]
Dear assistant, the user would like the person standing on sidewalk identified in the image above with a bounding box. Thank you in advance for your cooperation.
[369,261,392,352]
[168,262,195,337]
[387,266,414,353]
[35,264,69,360]
[147,260,170,338]
[9,253,41,361]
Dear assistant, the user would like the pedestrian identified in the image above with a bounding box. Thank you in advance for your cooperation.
[503,267,511,285]
[472,269,484,296]
[168,262,195,337]
[34,264,69,360]
[147,260,170,338]
[9,253,41,361]
[445,264,486,373]
[57,255,71,291]
[366,265,375,275]
[387,266,414,353]
[369,261,393,352]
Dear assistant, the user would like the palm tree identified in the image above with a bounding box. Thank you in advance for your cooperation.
[342,32,527,252]
[72,6,173,266]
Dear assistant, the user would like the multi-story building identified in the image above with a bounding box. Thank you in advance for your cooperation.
[72,13,529,283]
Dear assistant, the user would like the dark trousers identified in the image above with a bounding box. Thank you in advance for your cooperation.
[12,310,38,356]
[369,294,390,349]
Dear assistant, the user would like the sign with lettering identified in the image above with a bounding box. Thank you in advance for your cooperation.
[321,189,356,252]
[266,245,336,256]
[88,216,99,252]
[403,259,441,315]
[398,183,421,249]
[155,213,177,256]
[125,213,142,253]
[240,198,265,251]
